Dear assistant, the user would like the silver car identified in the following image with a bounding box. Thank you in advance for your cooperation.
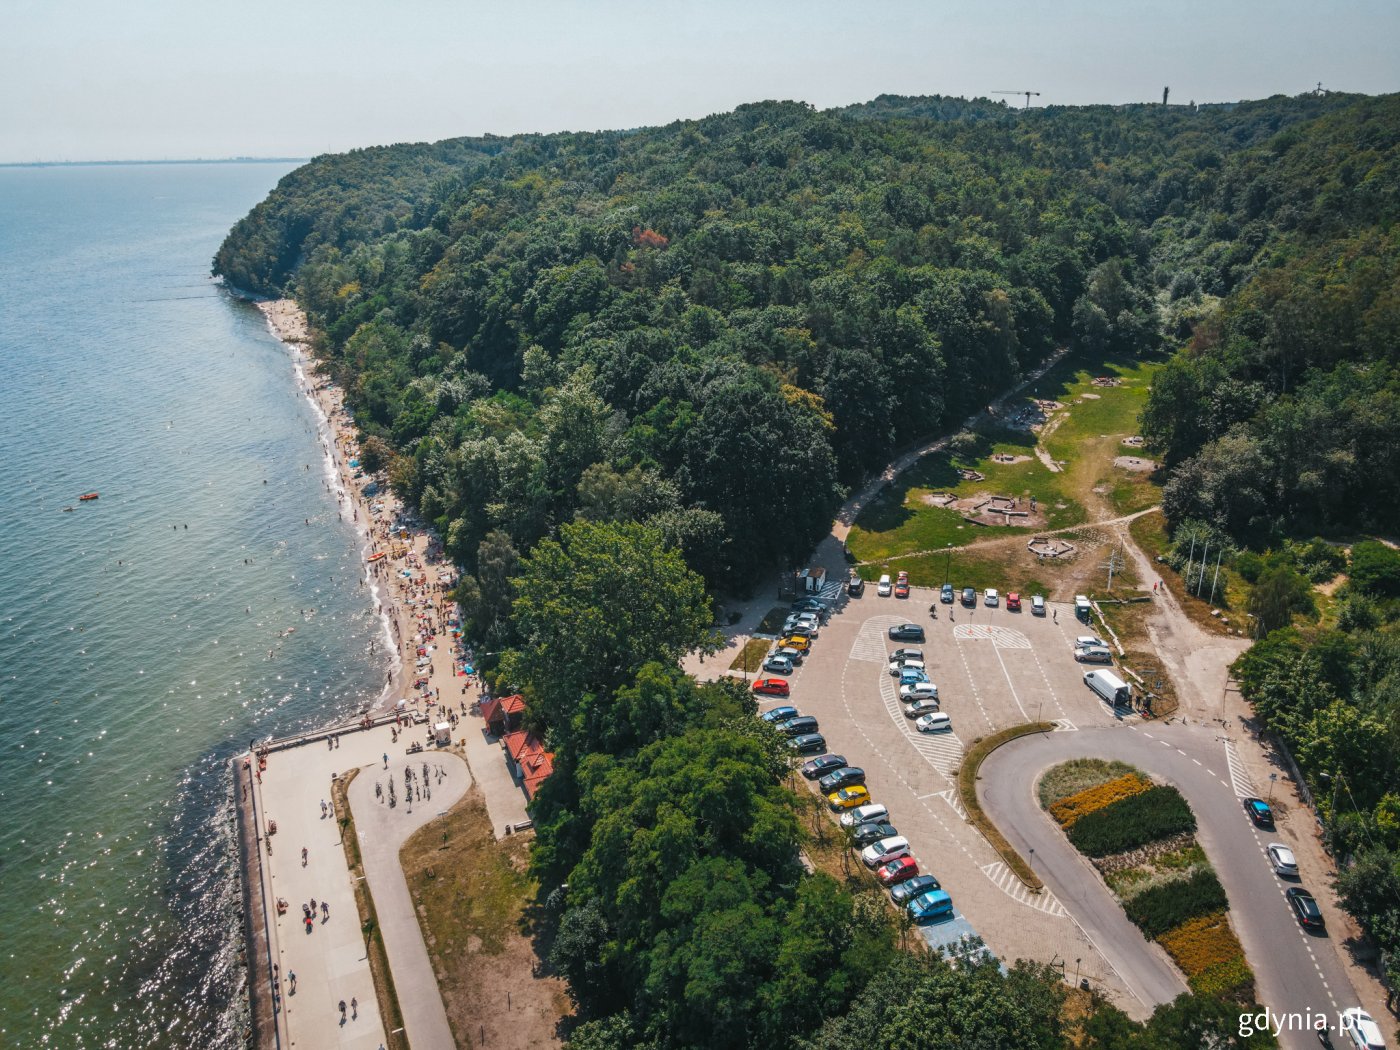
[1267,843,1299,878]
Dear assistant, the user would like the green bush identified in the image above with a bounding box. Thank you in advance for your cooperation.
[1233,551,1264,584]
[1124,868,1228,938]
[1350,541,1400,598]
[1066,786,1196,858]
[1188,953,1254,999]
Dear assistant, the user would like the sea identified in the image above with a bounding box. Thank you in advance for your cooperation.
[0,162,390,1048]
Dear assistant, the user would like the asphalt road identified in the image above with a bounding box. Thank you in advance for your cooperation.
[979,723,1359,1049]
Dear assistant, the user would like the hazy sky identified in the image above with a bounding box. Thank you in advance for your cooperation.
[2,0,1396,162]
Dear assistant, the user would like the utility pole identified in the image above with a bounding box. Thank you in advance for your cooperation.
[1196,542,1210,596]
[1208,549,1224,605]
[1103,544,1124,592]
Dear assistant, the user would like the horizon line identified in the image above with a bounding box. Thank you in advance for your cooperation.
[0,157,310,169]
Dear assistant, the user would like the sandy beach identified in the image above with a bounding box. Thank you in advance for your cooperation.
[257,299,475,728]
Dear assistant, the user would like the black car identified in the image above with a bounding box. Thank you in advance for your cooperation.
[850,821,899,848]
[888,623,926,641]
[961,587,976,607]
[778,715,820,737]
[1243,797,1275,828]
[1286,887,1325,930]
[791,597,825,613]
[788,732,827,754]
[891,873,942,905]
[848,572,865,597]
[940,583,955,603]
[801,754,848,780]
[818,767,866,793]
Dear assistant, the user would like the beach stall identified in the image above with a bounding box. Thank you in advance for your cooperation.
[433,722,451,746]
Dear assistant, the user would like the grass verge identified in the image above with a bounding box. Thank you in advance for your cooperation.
[332,769,409,1050]
[959,722,1056,892]
[729,636,772,673]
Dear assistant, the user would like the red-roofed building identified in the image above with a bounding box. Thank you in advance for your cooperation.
[480,693,526,737]
[502,730,555,801]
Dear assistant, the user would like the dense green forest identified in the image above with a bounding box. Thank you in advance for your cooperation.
[213,91,1399,1046]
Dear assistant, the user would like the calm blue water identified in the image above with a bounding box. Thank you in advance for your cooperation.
[0,163,388,1048]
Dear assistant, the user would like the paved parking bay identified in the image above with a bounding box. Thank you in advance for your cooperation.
[764,585,1155,1015]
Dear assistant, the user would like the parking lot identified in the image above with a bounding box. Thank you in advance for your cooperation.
[756,583,1149,1013]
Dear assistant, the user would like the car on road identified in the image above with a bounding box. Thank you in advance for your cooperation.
[890,873,940,904]
[899,667,930,686]
[961,587,976,607]
[778,715,819,737]
[850,821,899,848]
[941,583,955,604]
[888,657,926,677]
[1267,843,1299,878]
[1031,595,1046,616]
[877,856,919,886]
[818,767,866,793]
[801,754,847,780]
[902,695,941,719]
[907,888,954,922]
[752,677,790,697]
[895,571,910,598]
[760,705,797,724]
[762,654,795,675]
[888,623,925,641]
[1339,1007,1386,1050]
[984,588,999,607]
[840,803,887,827]
[1244,797,1275,828]
[788,732,827,754]
[861,835,911,868]
[877,574,892,596]
[778,634,811,652]
[1286,887,1325,930]
[1006,592,1021,611]
[848,571,865,597]
[916,712,953,733]
[828,785,872,811]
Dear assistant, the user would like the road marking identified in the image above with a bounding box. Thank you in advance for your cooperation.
[879,671,965,775]
[980,861,1068,917]
[848,616,906,662]
[1052,718,1078,732]
[934,788,967,819]
[1223,739,1256,798]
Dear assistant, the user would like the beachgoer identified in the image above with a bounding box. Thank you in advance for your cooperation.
[301,847,308,867]
[383,753,388,769]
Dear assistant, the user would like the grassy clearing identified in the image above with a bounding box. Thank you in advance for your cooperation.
[1037,758,1143,808]
[730,636,772,672]
[1128,511,1244,637]
[958,723,1056,892]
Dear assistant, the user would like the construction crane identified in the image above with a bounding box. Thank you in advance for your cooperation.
[993,90,1041,109]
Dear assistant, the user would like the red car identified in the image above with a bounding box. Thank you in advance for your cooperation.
[895,570,910,599]
[752,677,790,697]
[878,856,919,885]
[1006,592,1021,611]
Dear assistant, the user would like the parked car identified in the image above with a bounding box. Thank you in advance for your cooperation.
[801,753,847,780]
[941,583,955,604]
[877,574,893,596]
[890,647,924,663]
[907,888,954,922]
[1006,592,1021,611]
[818,767,866,793]
[877,856,919,886]
[783,613,819,633]
[916,712,952,733]
[1075,594,1093,621]
[902,696,941,719]
[1074,635,1107,650]
[899,667,930,686]
[760,705,798,724]
[788,732,827,754]
[763,654,795,675]
[888,623,925,641]
[791,597,825,613]
[828,785,872,811]
[778,634,811,652]
[1339,1007,1386,1050]
[984,588,999,607]
[888,657,926,677]
[783,622,817,639]
[895,571,910,599]
[1267,843,1299,877]
[1031,595,1046,616]
[850,821,899,848]
[848,571,865,597]
[778,715,819,737]
[1244,797,1275,828]
[890,873,941,905]
[839,803,888,827]
[861,836,911,868]
[961,587,976,607]
[1075,645,1114,664]
[1286,887,1325,930]
[752,677,790,697]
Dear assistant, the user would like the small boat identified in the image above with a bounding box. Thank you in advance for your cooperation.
[79,492,99,501]
[367,552,387,563]
[63,506,75,513]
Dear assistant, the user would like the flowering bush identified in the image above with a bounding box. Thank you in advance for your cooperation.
[1189,954,1254,999]
[1050,773,1151,828]
[1158,911,1244,975]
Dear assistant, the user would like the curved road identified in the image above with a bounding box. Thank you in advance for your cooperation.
[979,724,1358,1049]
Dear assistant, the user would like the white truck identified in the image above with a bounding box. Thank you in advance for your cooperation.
[1084,669,1132,707]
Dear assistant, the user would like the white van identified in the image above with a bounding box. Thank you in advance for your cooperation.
[1084,669,1132,707]
[877,574,893,596]
[1075,595,1093,621]
[840,802,888,827]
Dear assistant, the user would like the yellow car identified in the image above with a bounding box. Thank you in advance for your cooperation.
[828,785,871,811]
[780,635,811,652]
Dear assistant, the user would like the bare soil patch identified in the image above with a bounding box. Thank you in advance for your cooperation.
[1113,455,1157,473]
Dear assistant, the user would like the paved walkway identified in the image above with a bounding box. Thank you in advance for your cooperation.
[347,751,471,1050]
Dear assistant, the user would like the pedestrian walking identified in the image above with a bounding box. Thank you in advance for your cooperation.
[310,897,317,914]
[339,999,347,1022]
[351,997,358,1019]
[301,846,308,867]
[382,752,388,769]
[321,901,329,920]
[320,799,327,818]
[1053,609,1057,622]
[288,970,297,994]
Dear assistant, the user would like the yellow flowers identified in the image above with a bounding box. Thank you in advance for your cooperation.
[1049,773,1151,828]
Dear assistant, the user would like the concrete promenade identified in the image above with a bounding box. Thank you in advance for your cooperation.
[347,751,470,1050]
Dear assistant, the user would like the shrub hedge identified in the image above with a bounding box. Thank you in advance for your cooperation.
[1049,773,1152,828]
[1157,911,1244,976]
[1124,867,1227,939]
[1189,954,1254,999]
[1066,785,1196,857]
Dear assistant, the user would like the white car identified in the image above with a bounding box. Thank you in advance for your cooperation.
[861,836,910,868]
[1266,843,1299,877]
[916,712,952,733]
[984,588,999,606]
[903,696,941,719]
[877,574,892,596]
[840,803,888,827]
[1340,1007,1386,1050]
[888,658,926,677]
[1031,595,1046,616]
[1075,635,1107,650]
[899,681,939,702]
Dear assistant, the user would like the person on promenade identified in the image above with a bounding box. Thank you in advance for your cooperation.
[321,901,329,920]
[301,846,308,867]
[351,997,358,1019]
[339,1000,347,1023]
[288,971,296,994]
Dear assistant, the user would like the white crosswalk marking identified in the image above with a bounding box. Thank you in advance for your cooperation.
[952,624,1031,648]
[848,616,906,663]
[980,861,1067,917]
[878,672,964,775]
[935,788,967,819]
[1224,740,1256,798]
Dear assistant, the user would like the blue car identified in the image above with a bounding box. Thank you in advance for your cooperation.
[760,706,798,724]
[899,668,930,686]
[908,889,954,923]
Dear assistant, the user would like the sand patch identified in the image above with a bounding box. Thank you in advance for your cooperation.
[1078,392,1102,401]
[1113,455,1156,473]
[990,453,1032,465]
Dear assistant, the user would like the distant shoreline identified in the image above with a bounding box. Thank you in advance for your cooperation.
[0,157,308,169]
